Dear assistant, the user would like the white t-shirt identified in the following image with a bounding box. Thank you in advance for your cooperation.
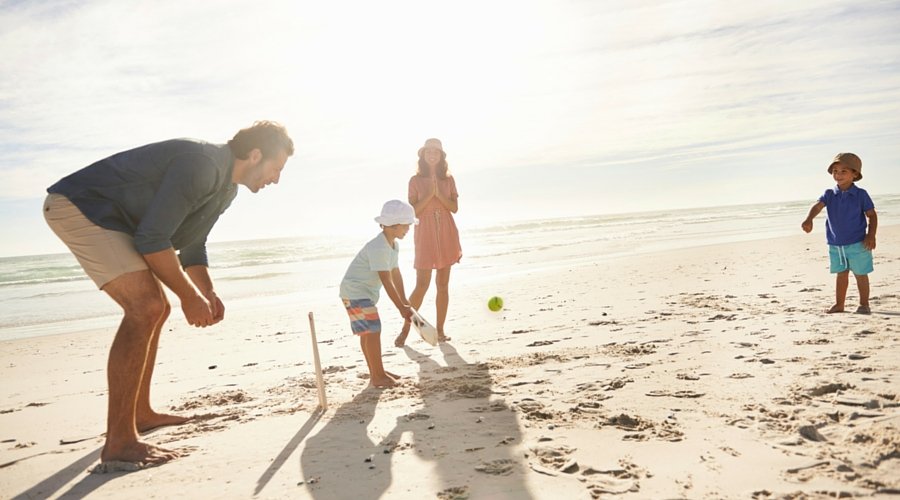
[339,232,399,303]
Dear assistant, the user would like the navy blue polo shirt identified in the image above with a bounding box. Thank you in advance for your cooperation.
[818,184,874,246]
[47,139,237,268]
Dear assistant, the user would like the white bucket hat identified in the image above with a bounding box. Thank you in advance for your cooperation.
[374,200,418,226]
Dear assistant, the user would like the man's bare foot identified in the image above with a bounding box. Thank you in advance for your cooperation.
[370,376,397,388]
[137,411,192,434]
[101,440,180,465]
[385,370,402,381]
[394,330,409,348]
[437,332,451,342]
[856,305,871,314]
[826,305,844,314]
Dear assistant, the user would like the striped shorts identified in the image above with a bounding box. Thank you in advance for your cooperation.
[342,298,381,336]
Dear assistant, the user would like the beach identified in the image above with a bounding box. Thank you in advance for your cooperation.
[1,212,899,499]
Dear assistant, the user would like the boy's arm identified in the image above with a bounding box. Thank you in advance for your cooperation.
[801,201,825,233]
[863,209,877,250]
[390,268,407,301]
[378,270,412,320]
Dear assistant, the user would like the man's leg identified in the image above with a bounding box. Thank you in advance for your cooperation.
[135,296,191,433]
[101,270,179,464]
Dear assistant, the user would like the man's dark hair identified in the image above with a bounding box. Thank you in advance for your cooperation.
[228,121,294,160]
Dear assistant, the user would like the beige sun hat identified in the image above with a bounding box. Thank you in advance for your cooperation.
[374,200,418,226]
[827,152,862,180]
[417,138,444,157]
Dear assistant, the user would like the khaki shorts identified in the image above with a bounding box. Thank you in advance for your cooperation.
[43,193,148,289]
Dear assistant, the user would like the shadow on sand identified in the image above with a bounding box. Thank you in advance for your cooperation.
[298,340,532,498]
[10,447,110,500]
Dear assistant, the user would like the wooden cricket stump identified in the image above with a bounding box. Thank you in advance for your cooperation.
[308,312,327,409]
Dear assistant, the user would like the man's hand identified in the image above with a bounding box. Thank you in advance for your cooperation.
[209,293,225,323]
[801,219,813,233]
[181,294,214,327]
[184,265,223,325]
[399,304,413,321]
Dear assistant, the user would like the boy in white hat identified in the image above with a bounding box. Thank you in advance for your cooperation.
[801,153,878,314]
[340,200,416,387]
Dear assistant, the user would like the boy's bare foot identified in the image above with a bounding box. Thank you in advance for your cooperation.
[825,305,844,314]
[101,440,180,466]
[370,376,397,388]
[394,330,409,348]
[137,412,192,434]
[437,331,451,342]
[385,370,402,381]
[856,305,871,315]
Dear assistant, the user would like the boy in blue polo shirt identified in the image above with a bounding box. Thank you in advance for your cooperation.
[802,153,878,314]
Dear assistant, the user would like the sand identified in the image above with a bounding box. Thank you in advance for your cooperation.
[2,226,899,499]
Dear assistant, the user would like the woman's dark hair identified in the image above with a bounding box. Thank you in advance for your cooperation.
[416,152,450,179]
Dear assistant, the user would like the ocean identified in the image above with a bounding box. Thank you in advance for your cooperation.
[2,195,898,342]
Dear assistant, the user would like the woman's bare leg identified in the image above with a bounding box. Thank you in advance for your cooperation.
[394,268,432,347]
[435,266,451,341]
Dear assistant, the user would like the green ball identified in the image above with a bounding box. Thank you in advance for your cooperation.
[488,296,504,312]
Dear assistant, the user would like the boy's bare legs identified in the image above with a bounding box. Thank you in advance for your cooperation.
[360,334,374,377]
[394,269,432,347]
[855,274,871,314]
[135,295,191,433]
[101,271,181,465]
[827,270,850,313]
[435,266,451,342]
[361,333,395,387]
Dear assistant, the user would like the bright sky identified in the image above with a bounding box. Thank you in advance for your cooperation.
[1,0,898,257]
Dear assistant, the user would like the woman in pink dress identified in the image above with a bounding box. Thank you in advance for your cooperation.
[395,138,462,346]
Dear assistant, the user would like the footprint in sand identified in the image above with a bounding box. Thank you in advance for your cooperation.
[645,390,705,398]
[604,413,653,431]
[575,378,633,393]
[583,460,646,497]
[528,444,576,470]
[586,476,639,496]
[437,486,470,500]
[808,382,854,397]
[474,458,516,476]
[515,399,560,422]
[467,402,508,413]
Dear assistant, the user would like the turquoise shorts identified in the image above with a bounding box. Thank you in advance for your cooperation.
[829,241,873,275]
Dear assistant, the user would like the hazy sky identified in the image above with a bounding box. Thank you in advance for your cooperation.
[1,0,898,257]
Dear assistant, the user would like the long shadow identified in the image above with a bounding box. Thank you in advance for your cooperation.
[11,447,105,500]
[299,387,388,499]
[382,342,533,498]
[254,407,325,496]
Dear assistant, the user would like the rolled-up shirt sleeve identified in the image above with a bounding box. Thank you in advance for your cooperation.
[133,154,219,256]
[178,237,209,268]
